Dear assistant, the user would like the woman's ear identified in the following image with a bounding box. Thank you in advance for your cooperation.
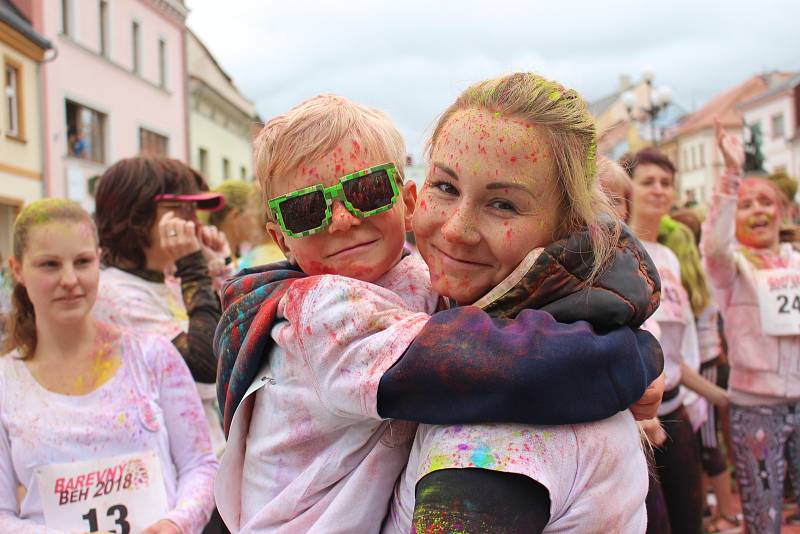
[9,256,23,285]
[402,181,417,233]
[265,223,296,264]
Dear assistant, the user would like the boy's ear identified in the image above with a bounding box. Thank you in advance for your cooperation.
[402,181,417,233]
[265,223,296,264]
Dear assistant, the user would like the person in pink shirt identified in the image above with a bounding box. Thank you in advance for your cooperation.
[0,199,217,534]
[702,121,800,533]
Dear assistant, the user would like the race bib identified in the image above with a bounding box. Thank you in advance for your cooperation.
[36,450,168,533]
[755,268,800,336]
[656,267,687,324]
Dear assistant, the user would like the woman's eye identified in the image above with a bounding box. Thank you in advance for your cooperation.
[489,200,518,213]
[431,181,458,196]
[76,258,93,266]
[40,261,58,268]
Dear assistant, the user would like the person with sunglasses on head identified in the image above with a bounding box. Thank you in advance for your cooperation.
[214,93,665,532]
[92,158,231,532]
[0,199,217,534]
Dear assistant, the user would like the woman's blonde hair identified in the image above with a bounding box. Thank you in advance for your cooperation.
[5,199,97,358]
[658,215,711,317]
[253,94,406,215]
[428,72,620,279]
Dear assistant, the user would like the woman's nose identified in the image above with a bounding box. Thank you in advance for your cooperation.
[60,266,78,287]
[441,207,480,245]
[327,201,361,234]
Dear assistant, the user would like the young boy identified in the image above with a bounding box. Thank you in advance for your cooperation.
[214,94,664,532]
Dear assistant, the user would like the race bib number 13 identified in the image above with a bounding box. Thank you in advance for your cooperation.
[755,268,800,336]
[36,450,168,533]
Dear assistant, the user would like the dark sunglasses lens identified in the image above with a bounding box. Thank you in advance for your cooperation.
[343,170,394,212]
[279,191,327,233]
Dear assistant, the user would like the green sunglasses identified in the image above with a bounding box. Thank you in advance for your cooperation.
[268,162,401,238]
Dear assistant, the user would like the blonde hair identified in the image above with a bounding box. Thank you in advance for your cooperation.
[5,199,97,358]
[253,94,406,215]
[597,155,632,219]
[658,215,711,317]
[428,72,619,279]
[208,180,256,227]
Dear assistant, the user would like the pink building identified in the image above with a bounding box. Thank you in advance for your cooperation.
[14,0,188,206]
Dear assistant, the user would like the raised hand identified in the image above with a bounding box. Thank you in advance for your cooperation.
[715,119,744,173]
[200,224,231,263]
[159,211,202,263]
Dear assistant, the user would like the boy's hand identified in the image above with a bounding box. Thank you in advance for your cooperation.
[630,372,664,421]
[159,211,202,262]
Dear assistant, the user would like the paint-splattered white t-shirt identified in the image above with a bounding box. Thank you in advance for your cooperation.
[0,332,218,534]
[215,254,438,533]
[386,411,647,534]
[94,267,226,458]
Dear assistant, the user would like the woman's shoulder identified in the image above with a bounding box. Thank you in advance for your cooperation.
[118,329,181,377]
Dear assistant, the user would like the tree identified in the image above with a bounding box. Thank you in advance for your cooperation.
[744,122,766,174]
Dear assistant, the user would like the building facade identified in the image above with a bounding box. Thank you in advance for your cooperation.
[739,74,800,182]
[0,0,50,259]
[187,30,256,186]
[663,73,794,205]
[15,0,188,209]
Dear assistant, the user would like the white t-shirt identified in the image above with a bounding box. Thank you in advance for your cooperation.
[385,411,647,533]
[643,241,701,416]
[215,254,439,533]
[93,267,226,457]
[0,332,217,534]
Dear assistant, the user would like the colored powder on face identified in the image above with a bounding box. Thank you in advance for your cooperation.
[469,445,495,468]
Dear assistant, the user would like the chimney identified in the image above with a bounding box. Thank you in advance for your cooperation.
[619,74,633,92]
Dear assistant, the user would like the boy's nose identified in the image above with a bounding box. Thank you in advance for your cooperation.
[327,201,361,234]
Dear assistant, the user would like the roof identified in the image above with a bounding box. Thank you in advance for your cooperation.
[0,0,51,50]
[669,72,794,139]
[589,91,620,117]
[739,73,800,110]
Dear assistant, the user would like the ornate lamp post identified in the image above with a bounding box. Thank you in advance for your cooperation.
[622,68,673,146]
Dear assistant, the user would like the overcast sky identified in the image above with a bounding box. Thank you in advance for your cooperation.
[186,0,800,159]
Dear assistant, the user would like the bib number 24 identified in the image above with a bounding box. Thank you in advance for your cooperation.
[777,294,800,314]
[83,504,129,533]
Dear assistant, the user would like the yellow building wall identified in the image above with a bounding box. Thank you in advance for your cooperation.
[190,109,253,187]
[0,36,44,206]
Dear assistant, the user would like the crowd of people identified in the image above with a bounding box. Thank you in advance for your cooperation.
[0,70,797,534]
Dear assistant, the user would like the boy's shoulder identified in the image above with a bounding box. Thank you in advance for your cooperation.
[281,253,436,321]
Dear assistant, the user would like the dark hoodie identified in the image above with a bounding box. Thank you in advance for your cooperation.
[215,223,663,436]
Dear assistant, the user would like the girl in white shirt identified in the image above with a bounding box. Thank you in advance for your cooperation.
[0,199,217,534]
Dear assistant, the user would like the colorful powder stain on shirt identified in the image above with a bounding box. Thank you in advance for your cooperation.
[469,444,496,469]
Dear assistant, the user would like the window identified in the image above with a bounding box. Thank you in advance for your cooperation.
[65,100,106,163]
[139,128,168,156]
[198,148,208,176]
[690,146,696,169]
[99,0,109,57]
[4,62,21,139]
[131,21,140,74]
[61,0,72,36]
[698,144,705,167]
[772,114,785,139]
[240,165,246,180]
[222,158,230,179]
[158,39,166,88]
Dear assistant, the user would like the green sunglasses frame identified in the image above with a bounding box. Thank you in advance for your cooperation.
[268,162,401,238]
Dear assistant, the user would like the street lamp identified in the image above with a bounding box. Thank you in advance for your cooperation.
[622,69,673,145]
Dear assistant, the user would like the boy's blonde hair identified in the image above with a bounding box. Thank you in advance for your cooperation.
[428,72,620,280]
[254,94,406,215]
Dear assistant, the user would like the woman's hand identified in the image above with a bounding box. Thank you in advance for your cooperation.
[159,211,202,263]
[139,519,182,534]
[715,118,745,194]
[707,383,730,409]
[199,224,231,264]
[639,417,667,447]
[630,372,665,421]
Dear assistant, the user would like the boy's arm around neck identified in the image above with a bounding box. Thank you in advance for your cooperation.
[377,223,665,425]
